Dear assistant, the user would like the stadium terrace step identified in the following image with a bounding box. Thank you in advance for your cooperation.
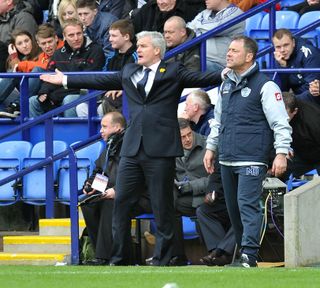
[0,252,70,265]
[3,236,71,254]
[39,218,86,236]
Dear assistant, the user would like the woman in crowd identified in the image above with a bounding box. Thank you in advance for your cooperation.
[0,30,41,118]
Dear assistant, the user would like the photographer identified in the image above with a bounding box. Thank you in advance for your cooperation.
[81,111,151,265]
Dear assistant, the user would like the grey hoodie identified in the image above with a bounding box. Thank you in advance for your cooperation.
[0,1,38,44]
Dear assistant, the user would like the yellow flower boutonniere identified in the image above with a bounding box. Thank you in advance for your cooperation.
[159,68,166,73]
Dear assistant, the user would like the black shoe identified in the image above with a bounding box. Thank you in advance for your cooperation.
[226,253,257,268]
[200,250,218,265]
[83,258,109,266]
[0,102,20,118]
[201,252,232,266]
[168,256,189,266]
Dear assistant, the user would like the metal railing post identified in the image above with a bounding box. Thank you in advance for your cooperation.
[45,118,55,218]
[19,76,30,141]
[69,147,79,265]
[200,41,207,72]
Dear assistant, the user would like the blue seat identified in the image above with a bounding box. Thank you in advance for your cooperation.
[250,11,300,40]
[58,141,104,201]
[245,12,266,37]
[280,0,305,8]
[286,174,308,191]
[304,169,318,177]
[298,11,320,47]
[0,141,32,205]
[22,140,67,203]
[182,216,199,240]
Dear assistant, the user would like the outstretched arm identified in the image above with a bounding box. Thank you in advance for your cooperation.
[40,69,64,86]
[40,69,123,91]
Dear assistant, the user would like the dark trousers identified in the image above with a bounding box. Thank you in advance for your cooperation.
[81,196,151,261]
[111,145,176,265]
[173,195,196,258]
[81,200,113,260]
[196,203,235,254]
[220,164,267,258]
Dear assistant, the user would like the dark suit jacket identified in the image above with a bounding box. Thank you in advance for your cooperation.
[68,61,222,158]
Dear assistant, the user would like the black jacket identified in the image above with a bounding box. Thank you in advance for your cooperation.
[104,44,138,71]
[290,100,320,163]
[132,0,204,33]
[38,37,105,111]
[67,61,223,158]
[90,131,125,189]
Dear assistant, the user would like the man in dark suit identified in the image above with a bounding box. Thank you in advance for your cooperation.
[40,31,223,266]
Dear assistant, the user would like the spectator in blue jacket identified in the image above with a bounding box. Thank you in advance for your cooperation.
[76,0,118,58]
[184,90,214,136]
[272,28,320,106]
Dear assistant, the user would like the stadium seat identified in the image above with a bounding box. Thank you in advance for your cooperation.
[58,141,104,202]
[250,11,300,40]
[297,11,320,47]
[0,141,32,205]
[286,174,308,191]
[280,0,304,8]
[182,216,199,240]
[22,140,67,203]
[245,12,266,37]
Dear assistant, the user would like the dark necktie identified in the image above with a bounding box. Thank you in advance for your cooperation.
[137,68,151,98]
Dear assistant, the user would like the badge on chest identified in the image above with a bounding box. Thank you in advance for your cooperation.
[91,173,109,193]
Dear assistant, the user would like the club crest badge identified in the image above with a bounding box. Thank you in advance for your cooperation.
[241,87,251,97]
[222,83,232,94]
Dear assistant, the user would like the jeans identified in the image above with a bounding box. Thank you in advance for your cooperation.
[76,102,104,117]
[0,67,44,105]
[0,78,19,104]
[29,94,80,117]
[206,60,225,72]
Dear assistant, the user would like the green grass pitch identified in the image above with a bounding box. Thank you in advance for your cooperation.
[0,266,320,288]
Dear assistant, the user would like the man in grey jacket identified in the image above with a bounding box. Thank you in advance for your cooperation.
[169,118,209,265]
[0,0,38,44]
[204,36,292,267]
[187,0,244,71]
[164,16,200,72]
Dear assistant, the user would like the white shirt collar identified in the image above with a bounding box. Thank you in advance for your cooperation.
[143,60,161,73]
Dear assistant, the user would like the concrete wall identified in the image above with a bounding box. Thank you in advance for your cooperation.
[284,177,320,267]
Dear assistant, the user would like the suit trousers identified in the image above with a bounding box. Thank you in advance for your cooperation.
[111,143,176,265]
[196,202,235,254]
[220,164,266,258]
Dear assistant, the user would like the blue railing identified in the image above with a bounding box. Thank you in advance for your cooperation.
[0,87,104,264]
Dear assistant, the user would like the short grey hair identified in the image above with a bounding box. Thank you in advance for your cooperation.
[188,90,211,111]
[136,31,166,59]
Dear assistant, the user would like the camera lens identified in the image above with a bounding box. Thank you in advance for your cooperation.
[84,185,93,193]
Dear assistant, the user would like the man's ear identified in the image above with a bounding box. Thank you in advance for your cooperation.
[246,52,254,63]
[124,33,130,41]
[154,47,161,57]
